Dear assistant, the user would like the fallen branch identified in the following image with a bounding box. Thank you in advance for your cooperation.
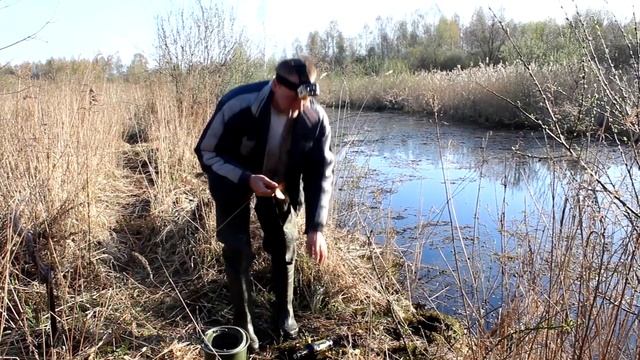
[8,210,59,343]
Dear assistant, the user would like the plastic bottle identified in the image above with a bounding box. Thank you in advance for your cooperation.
[292,339,333,359]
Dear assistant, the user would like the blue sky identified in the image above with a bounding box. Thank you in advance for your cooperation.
[0,0,635,65]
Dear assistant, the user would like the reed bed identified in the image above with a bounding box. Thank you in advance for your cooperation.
[320,61,628,134]
[0,70,444,359]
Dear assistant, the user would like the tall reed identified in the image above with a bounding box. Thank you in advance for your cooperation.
[0,65,431,358]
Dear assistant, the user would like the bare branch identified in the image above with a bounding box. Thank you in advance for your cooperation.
[0,85,34,96]
[0,19,51,52]
[488,7,640,220]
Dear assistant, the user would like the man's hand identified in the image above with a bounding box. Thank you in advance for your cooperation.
[306,231,328,265]
[249,174,278,197]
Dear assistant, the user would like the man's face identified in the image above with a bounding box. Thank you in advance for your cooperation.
[272,74,309,118]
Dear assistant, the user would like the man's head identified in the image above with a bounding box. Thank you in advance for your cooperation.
[271,58,319,118]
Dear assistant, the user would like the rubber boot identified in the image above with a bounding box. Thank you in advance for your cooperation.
[223,247,260,353]
[272,260,298,340]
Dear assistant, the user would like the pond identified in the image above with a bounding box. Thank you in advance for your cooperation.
[330,110,636,315]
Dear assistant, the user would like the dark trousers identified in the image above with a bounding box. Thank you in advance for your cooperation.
[208,173,300,341]
[207,173,298,264]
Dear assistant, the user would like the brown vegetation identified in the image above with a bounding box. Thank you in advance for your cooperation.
[1,4,638,358]
[0,70,457,359]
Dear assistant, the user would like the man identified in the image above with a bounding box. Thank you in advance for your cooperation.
[194,58,334,352]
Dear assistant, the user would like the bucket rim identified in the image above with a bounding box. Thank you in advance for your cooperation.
[202,325,249,355]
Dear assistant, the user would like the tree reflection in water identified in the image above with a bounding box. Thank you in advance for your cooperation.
[332,111,639,330]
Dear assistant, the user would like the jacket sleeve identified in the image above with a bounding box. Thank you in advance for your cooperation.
[302,113,334,234]
[194,98,253,186]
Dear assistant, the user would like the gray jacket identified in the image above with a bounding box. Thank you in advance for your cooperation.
[195,80,334,233]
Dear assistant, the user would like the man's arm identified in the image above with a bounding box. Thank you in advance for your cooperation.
[195,95,281,197]
[302,111,335,264]
[194,95,254,186]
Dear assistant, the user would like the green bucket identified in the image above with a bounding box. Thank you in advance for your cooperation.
[202,326,249,360]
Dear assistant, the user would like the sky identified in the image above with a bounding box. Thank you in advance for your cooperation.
[0,0,636,65]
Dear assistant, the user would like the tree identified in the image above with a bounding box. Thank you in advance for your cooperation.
[322,21,339,66]
[409,13,430,48]
[463,7,507,65]
[376,16,394,61]
[111,56,124,77]
[126,53,149,81]
[321,20,348,69]
[435,16,462,51]
[432,16,466,70]
[306,31,323,62]
[334,32,348,68]
[292,39,304,57]
[92,55,117,78]
[155,0,251,114]
[156,0,243,71]
[502,20,578,64]
[394,20,410,58]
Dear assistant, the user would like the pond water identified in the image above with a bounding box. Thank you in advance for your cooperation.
[330,110,637,315]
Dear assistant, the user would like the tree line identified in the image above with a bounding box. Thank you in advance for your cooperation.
[2,5,637,81]
[293,7,638,74]
[0,53,150,81]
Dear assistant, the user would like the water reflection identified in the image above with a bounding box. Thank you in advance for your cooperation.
[330,111,638,315]
[332,111,553,238]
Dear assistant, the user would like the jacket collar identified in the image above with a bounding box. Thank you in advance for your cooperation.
[251,80,273,118]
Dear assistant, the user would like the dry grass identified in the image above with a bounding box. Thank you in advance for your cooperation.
[0,70,448,359]
[4,40,637,358]
[320,62,620,132]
